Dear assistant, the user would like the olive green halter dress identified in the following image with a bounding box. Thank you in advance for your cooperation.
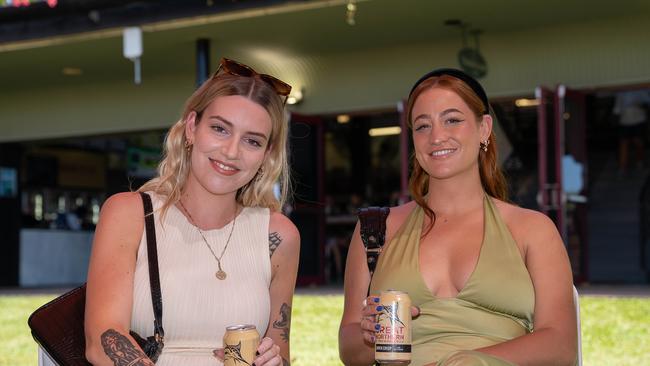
[369,196,535,366]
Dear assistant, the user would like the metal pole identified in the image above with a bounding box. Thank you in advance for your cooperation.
[196,38,210,87]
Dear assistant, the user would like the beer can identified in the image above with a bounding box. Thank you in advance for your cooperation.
[223,324,260,366]
[375,290,412,365]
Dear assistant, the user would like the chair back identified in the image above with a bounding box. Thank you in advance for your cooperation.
[39,346,58,366]
[573,285,582,366]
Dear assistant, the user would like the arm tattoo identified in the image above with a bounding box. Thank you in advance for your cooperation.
[272,303,291,343]
[100,329,155,366]
[269,232,283,258]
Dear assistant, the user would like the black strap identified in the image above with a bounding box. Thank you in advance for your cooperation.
[358,207,390,366]
[357,206,389,279]
[139,192,164,341]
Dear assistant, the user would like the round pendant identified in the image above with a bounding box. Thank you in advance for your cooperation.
[216,270,227,280]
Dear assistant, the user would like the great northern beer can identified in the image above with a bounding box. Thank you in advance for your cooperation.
[375,290,412,365]
[223,324,260,366]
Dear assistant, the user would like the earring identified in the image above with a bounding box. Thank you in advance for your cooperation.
[480,139,490,152]
[254,167,264,183]
[184,140,192,152]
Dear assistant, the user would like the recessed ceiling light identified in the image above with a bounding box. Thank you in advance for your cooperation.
[515,98,540,107]
[286,88,303,105]
[369,126,401,137]
[337,114,350,124]
[62,67,83,76]
[444,19,463,26]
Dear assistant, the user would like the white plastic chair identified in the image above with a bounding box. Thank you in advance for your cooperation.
[38,346,57,366]
[573,285,583,366]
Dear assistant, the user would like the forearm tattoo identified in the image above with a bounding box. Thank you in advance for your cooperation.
[272,303,291,343]
[269,232,283,258]
[100,329,154,366]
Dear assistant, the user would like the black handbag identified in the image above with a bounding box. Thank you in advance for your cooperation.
[357,206,390,284]
[28,192,165,365]
[358,206,390,366]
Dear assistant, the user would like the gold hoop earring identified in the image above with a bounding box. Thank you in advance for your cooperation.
[480,139,490,152]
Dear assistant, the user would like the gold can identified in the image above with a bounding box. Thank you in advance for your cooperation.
[223,324,260,366]
[375,290,412,365]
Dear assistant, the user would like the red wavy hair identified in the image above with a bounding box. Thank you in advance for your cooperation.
[406,75,508,232]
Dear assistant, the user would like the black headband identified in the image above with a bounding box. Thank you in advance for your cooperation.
[408,68,490,115]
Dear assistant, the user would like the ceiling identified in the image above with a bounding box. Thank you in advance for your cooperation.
[1,0,649,92]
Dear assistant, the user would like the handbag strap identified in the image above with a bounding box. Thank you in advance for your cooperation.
[357,206,389,280]
[139,192,164,341]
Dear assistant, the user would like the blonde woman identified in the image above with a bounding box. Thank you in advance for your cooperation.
[85,58,299,366]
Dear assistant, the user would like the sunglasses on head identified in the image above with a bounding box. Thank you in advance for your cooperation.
[215,57,292,105]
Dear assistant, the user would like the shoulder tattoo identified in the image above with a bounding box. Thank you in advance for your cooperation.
[100,329,155,366]
[269,232,283,258]
[272,302,291,343]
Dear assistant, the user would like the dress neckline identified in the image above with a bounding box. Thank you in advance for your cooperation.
[413,196,489,300]
[167,197,249,234]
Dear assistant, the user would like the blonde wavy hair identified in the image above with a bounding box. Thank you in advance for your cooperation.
[138,73,290,218]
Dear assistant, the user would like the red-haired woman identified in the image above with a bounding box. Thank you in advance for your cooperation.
[339,69,577,366]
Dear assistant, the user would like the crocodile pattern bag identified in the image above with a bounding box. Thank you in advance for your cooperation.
[28,192,164,365]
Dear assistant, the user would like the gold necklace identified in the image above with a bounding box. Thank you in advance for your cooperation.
[179,200,237,280]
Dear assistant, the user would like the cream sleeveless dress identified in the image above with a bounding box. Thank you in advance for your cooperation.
[130,192,272,366]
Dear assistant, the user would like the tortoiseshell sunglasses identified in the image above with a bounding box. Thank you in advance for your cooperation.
[214,57,292,105]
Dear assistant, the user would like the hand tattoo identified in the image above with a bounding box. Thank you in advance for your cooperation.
[100,329,154,366]
[272,303,291,343]
[269,232,283,258]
